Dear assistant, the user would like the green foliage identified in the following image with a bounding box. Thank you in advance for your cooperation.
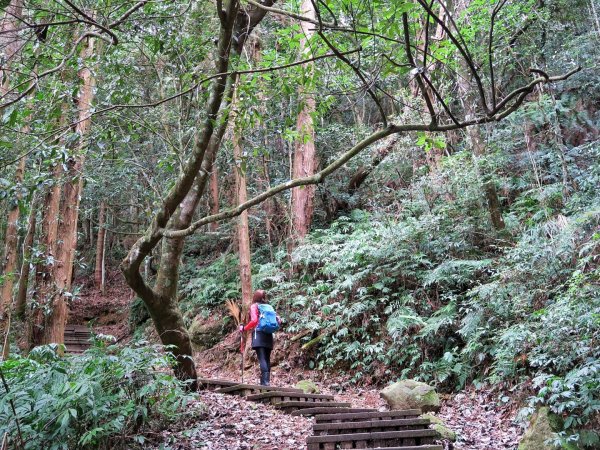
[179,254,242,321]
[0,343,197,449]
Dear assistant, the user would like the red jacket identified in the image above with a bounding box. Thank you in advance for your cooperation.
[243,303,260,332]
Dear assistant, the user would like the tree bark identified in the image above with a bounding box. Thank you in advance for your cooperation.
[290,0,318,245]
[15,200,36,318]
[0,0,25,345]
[209,167,219,232]
[232,81,253,321]
[0,156,25,337]
[94,201,106,288]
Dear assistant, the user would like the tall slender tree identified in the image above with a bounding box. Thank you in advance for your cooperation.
[0,0,26,341]
[289,0,318,246]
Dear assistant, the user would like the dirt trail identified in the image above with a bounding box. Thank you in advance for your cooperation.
[69,269,133,339]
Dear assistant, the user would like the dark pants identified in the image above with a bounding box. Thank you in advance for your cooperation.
[255,347,271,374]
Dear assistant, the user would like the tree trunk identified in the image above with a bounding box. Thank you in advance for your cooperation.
[29,162,63,348]
[209,167,219,232]
[0,0,26,344]
[120,4,276,387]
[232,83,253,319]
[29,34,97,348]
[289,0,318,246]
[94,201,106,288]
[15,200,36,318]
[0,156,25,337]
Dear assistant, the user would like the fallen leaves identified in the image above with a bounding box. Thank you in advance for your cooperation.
[150,391,312,450]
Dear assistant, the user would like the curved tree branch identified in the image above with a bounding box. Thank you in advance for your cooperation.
[161,66,580,239]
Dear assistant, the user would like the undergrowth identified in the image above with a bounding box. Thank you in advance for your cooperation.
[0,342,198,450]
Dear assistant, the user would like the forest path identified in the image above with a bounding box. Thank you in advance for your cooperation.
[68,269,133,338]
[194,354,523,450]
[198,377,444,450]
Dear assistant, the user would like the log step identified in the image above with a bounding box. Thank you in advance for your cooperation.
[291,407,377,417]
[314,409,422,424]
[306,429,439,450]
[312,418,431,436]
[275,401,351,413]
[216,383,303,396]
[246,391,335,404]
[198,378,242,391]
[353,446,443,450]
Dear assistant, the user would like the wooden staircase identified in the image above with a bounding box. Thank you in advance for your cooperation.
[63,324,92,353]
[199,377,443,450]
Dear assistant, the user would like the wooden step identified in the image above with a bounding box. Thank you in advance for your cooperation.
[275,401,351,413]
[64,325,92,354]
[313,417,432,436]
[353,446,443,450]
[314,409,422,424]
[306,429,439,450]
[198,378,242,391]
[216,383,303,397]
[292,407,377,417]
[65,325,89,331]
[247,391,335,405]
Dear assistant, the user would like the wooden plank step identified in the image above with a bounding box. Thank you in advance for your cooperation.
[314,409,422,423]
[312,418,431,435]
[198,378,241,390]
[216,384,303,396]
[291,407,377,417]
[275,401,351,413]
[306,429,439,450]
[246,391,335,404]
[64,326,90,330]
[353,446,443,450]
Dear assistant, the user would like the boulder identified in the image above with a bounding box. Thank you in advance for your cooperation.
[518,407,560,450]
[295,379,320,394]
[422,413,456,441]
[189,318,223,350]
[380,379,440,412]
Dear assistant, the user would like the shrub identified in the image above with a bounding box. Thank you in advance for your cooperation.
[0,342,197,449]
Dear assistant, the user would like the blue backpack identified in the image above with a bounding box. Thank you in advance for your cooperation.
[256,304,279,333]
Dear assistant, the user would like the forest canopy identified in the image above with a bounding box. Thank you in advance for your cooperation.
[0,0,598,448]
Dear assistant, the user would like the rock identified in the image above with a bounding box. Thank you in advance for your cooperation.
[380,379,440,412]
[295,379,319,394]
[189,317,224,350]
[518,407,560,450]
[422,413,456,441]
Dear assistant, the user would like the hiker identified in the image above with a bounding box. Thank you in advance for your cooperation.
[240,289,281,386]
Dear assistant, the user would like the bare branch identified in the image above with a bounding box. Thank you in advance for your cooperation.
[416,0,489,112]
[244,0,333,27]
[317,31,388,127]
[488,0,509,109]
[402,12,437,125]
[161,66,580,239]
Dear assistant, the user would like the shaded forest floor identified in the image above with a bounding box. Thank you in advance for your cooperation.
[68,273,524,449]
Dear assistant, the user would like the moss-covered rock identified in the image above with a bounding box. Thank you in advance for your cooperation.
[518,407,560,450]
[188,318,223,350]
[295,379,319,394]
[380,379,440,412]
[422,413,457,441]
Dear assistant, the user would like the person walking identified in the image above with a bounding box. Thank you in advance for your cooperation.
[240,290,281,386]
